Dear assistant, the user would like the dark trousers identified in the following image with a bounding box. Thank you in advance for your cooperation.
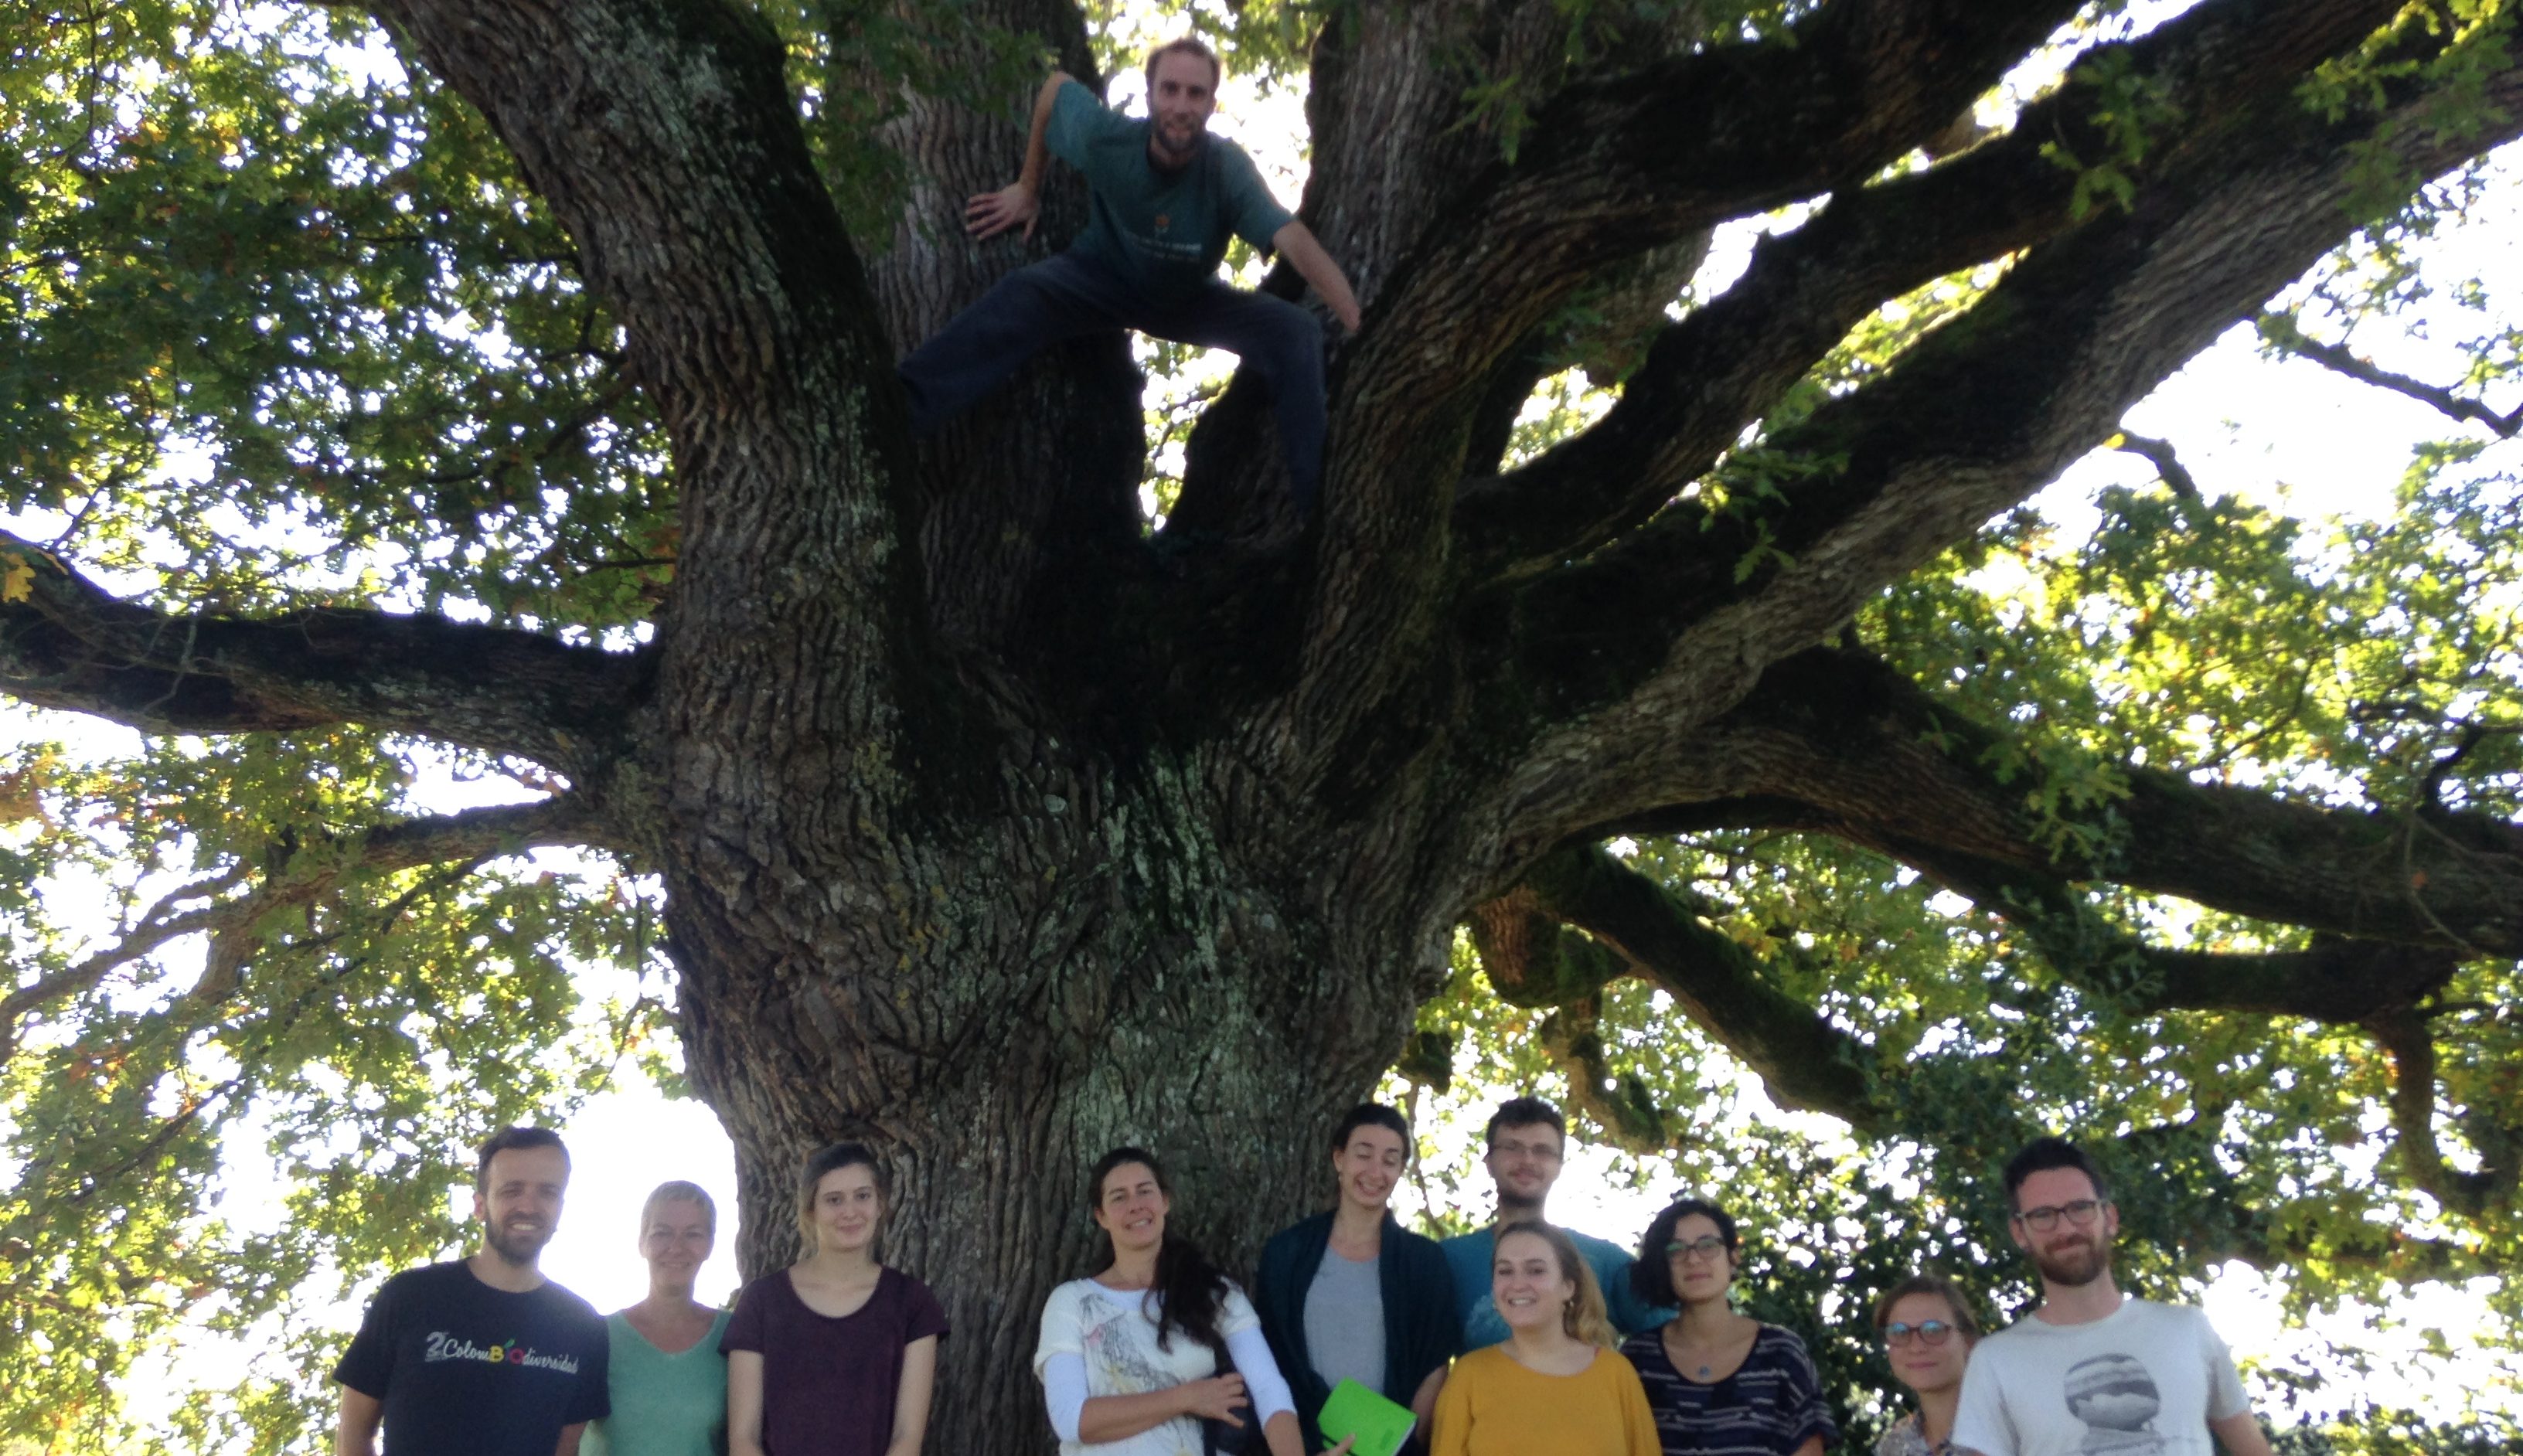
[899,251,1327,515]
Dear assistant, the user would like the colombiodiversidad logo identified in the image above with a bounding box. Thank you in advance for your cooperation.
[422,1331,582,1373]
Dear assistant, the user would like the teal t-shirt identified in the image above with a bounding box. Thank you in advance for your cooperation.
[1439,1224,1676,1350]
[1044,79,1295,304]
[581,1307,734,1456]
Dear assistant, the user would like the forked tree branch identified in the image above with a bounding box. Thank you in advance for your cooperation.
[366,0,931,764]
[0,532,649,771]
[1471,844,1886,1131]
[1600,648,2523,959]
[1488,844,2508,1264]
[0,794,608,1066]
[1491,24,2523,836]
[1452,0,2403,578]
[1289,0,2083,772]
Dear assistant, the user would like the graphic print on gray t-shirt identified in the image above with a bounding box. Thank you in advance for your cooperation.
[1302,1248,1385,1395]
[2063,1353,2165,1454]
[1950,1298,2249,1456]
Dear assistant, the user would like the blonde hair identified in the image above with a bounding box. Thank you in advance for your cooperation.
[1495,1220,1618,1349]
[640,1179,716,1237]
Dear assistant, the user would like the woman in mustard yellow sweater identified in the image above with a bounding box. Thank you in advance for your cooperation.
[1430,1221,1660,1456]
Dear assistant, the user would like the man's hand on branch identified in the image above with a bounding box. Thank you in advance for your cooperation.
[966,182,1040,241]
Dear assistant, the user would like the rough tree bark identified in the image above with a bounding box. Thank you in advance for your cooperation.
[5,0,2522,1448]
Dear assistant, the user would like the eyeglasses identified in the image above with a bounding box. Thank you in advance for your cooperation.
[1491,1138,1563,1164]
[2013,1199,2105,1232]
[1664,1236,1729,1262]
[1883,1320,1957,1347]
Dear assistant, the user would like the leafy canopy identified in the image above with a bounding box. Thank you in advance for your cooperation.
[1,2,2518,1451]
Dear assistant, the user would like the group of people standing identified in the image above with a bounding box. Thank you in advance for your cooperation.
[333,1098,2271,1456]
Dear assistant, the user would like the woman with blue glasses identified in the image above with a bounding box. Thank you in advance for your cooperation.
[1871,1272,1981,1456]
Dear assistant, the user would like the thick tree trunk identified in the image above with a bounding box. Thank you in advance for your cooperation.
[662,746,1446,1451]
[216,6,2522,1450]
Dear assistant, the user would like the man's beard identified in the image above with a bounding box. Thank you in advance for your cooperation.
[1151,123,1202,165]
[2031,1230,2109,1288]
[485,1216,553,1266]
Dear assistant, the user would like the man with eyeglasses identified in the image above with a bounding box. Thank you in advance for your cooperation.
[1950,1137,2272,1456]
[1436,1096,1673,1349]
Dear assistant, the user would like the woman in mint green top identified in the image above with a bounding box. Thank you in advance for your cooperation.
[585,1180,734,1456]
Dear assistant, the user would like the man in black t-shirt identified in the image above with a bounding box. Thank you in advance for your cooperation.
[335,1126,609,1456]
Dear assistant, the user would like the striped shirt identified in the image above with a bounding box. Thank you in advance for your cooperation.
[1622,1323,1837,1456]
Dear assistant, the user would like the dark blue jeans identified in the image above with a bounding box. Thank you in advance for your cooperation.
[899,251,1327,515]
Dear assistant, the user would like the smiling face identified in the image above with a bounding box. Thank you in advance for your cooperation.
[640,1196,713,1290]
[2008,1166,2117,1288]
[1144,50,1217,166]
[1483,1120,1564,1208]
[811,1162,884,1256]
[1491,1229,1576,1335]
[1333,1124,1408,1214]
[1883,1291,1972,1397]
[1093,1160,1170,1256]
[474,1145,568,1267]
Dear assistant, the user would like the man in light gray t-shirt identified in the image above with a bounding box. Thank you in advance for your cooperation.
[1953,1138,2270,1456]
[1956,1296,2248,1456]
[1301,1246,1385,1394]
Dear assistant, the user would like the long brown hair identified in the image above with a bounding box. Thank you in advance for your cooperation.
[1495,1220,1617,1349]
[1088,1148,1231,1355]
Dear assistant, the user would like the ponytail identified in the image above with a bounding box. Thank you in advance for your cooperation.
[1087,1147,1231,1353]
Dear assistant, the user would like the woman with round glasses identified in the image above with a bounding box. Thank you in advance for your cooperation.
[1870,1273,1981,1456]
[1619,1199,1834,1456]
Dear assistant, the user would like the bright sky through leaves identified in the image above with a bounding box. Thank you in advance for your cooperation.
[5,0,2522,1447]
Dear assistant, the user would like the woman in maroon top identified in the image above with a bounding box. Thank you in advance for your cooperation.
[724,1143,948,1456]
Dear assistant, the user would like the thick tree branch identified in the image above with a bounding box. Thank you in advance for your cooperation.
[1880,845,2464,1022]
[1599,648,2523,961]
[1472,842,1886,1131]
[1491,19,2523,841]
[367,0,931,775]
[0,795,605,1066]
[1288,0,2082,777]
[1454,0,2396,578]
[0,532,647,772]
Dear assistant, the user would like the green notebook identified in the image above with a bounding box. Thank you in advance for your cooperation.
[1317,1378,1416,1456]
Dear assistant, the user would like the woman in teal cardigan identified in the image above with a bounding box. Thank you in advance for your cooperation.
[1255,1104,1462,1454]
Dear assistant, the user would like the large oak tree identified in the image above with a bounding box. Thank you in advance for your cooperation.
[3,0,2521,1449]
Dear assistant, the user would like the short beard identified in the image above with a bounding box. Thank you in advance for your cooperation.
[2031,1233,2109,1288]
[1150,126,1201,166]
[485,1220,552,1267]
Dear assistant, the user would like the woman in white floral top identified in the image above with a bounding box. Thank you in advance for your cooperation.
[1033,1147,1338,1456]
[1871,1273,1981,1456]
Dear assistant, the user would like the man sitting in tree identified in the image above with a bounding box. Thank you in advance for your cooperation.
[898,37,1362,520]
